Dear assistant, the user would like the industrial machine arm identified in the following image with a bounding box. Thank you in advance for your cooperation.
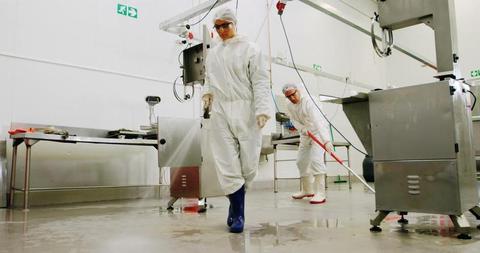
[375,0,460,78]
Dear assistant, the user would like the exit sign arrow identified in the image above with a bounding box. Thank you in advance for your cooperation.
[117,4,127,15]
[471,69,480,78]
[117,3,138,19]
[128,7,138,18]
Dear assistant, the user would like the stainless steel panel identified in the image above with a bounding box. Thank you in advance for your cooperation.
[378,0,435,30]
[157,118,202,168]
[343,101,372,155]
[183,43,204,85]
[473,121,480,157]
[370,81,456,161]
[471,85,480,168]
[450,80,479,211]
[375,160,462,215]
[170,167,200,198]
[8,123,159,189]
[199,119,223,197]
[327,93,372,155]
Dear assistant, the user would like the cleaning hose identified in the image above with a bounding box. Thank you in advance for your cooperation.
[307,130,375,193]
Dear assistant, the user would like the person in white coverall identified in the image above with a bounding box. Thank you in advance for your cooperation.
[282,83,333,204]
[202,8,272,233]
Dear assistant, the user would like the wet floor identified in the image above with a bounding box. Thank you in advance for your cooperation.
[1,183,480,253]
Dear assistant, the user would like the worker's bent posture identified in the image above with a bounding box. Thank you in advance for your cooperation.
[282,83,333,204]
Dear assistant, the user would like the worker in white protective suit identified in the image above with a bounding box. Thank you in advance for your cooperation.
[282,83,333,204]
[202,8,272,233]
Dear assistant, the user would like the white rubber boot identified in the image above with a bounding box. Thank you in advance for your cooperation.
[310,174,326,204]
[292,176,314,199]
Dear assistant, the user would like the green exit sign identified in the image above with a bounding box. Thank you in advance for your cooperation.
[471,69,480,78]
[117,4,138,19]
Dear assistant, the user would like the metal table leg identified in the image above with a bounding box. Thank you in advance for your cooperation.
[23,144,32,210]
[22,140,38,210]
[9,144,18,207]
[273,146,278,193]
[9,139,23,208]
[347,146,351,189]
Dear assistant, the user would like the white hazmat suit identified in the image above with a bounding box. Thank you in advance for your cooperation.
[285,86,331,204]
[203,35,272,195]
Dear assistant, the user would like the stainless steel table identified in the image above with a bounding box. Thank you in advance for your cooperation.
[272,135,351,193]
[9,132,158,209]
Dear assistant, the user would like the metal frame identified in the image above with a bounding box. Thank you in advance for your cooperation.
[158,0,380,91]
[298,0,437,70]
[158,0,232,33]
[376,0,458,76]
[323,144,351,189]
[8,133,158,210]
[272,139,352,193]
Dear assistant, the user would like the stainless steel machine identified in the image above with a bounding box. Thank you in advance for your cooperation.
[336,0,480,239]
[157,117,223,210]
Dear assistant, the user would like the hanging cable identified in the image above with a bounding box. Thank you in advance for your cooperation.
[173,76,194,103]
[468,90,477,111]
[173,76,184,102]
[279,14,367,156]
[328,76,350,120]
[188,0,220,27]
[271,90,281,112]
[371,13,393,58]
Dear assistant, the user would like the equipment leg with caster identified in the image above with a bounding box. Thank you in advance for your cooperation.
[167,197,179,211]
[370,210,390,233]
[397,212,408,225]
[449,214,472,240]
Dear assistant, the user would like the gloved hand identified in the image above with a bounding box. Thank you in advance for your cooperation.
[324,141,334,154]
[256,114,270,129]
[202,93,213,110]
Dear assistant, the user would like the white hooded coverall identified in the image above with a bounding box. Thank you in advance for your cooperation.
[204,35,272,195]
[286,94,330,177]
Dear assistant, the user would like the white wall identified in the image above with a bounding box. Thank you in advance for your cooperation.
[1,0,479,189]
[0,0,202,187]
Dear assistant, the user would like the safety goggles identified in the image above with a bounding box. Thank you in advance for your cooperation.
[214,22,232,30]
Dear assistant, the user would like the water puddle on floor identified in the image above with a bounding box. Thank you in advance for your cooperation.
[384,214,479,244]
[248,218,343,245]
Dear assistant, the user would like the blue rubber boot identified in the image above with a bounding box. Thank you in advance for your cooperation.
[228,185,245,233]
[227,204,233,227]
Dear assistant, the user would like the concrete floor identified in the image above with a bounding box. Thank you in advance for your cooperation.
[1,183,480,253]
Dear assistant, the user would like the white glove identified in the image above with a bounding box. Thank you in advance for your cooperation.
[256,114,270,129]
[324,141,334,154]
[202,93,213,110]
